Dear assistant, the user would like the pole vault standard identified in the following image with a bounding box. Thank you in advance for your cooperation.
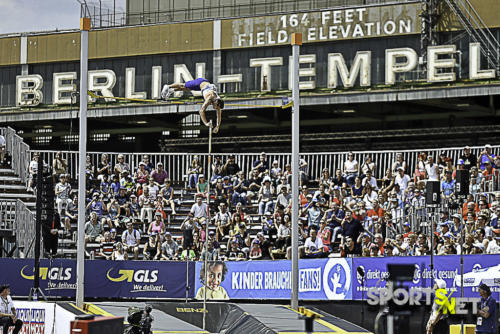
[202,121,213,330]
[291,33,301,311]
[76,16,90,309]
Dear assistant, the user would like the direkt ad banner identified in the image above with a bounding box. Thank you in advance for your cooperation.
[86,260,195,298]
[194,258,352,300]
[351,254,500,300]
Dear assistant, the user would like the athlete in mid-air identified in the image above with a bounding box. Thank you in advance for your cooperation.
[161,78,224,134]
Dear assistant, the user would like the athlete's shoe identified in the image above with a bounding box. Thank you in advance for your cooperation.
[161,85,174,100]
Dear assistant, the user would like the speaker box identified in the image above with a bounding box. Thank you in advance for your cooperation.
[455,169,470,196]
[426,181,440,206]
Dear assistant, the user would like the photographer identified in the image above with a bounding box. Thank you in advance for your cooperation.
[0,285,23,334]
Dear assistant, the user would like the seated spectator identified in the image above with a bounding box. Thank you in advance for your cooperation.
[160,180,177,215]
[441,170,456,200]
[275,215,291,251]
[151,162,168,186]
[362,170,378,190]
[146,177,159,199]
[114,154,130,176]
[470,167,483,194]
[96,153,111,182]
[486,235,500,254]
[298,156,309,187]
[55,174,71,215]
[134,162,149,187]
[232,171,250,207]
[351,177,363,202]
[211,155,224,184]
[61,196,78,236]
[248,169,262,195]
[340,236,361,257]
[189,194,209,227]
[361,155,376,179]
[341,210,363,242]
[318,220,332,253]
[115,187,130,216]
[215,203,232,241]
[305,199,322,229]
[139,188,154,223]
[270,160,282,181]
[200,240,219,261]
[100,174,112,200]
[253,152,269,177]
[344,152,358,186]
[181,217,196,250]
[425,156,440,181]
[110,174,121,196]
[129,194,140,219]
[392,153,407,174]
[161,232,179,260]
[314,184,330,209]
[302,229,324,258]
[196,174,208,197]
[275,186,291,212]
[106,198,120,228]
[0,133,4,164]
[222,176,234,204]
[143,233,161,260]
[249,239,262,260]
[98,232,115,260]
[258,177,275,215]
[322,201,344,243]
[180,245,198,261]
[394,167,410,192]
[84,212,104,244]
[112,242,128,260]
[226,238,246,261]
[459,146,477,170]
[223,154,240,177]
[478,144,495,170]
[86,155,95,180]
[362,184,378,210]
[255,232,273,260]
[27,153,39,192]
[148,212,165,235]
[187,155,202,189]
[52,151,68,184]
[330,169,346,190]
[122,222,141,260]
[141,154,154,172]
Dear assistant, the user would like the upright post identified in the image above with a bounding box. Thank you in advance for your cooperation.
[202,122,213,330]
[76,16,90,308]
[291,33,301,311]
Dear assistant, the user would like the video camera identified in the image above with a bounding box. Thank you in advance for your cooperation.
[124,305,154,334]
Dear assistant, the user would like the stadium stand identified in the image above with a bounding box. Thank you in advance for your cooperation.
[1,127,499,261]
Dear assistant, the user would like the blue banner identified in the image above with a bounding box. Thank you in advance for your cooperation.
[194,258,352,300]
[0,259,195,299]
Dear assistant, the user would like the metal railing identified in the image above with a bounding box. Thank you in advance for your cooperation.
[15,199,36,258]
[88,0,417,28]
[33,144,500,187]
[1,127,30,185]
[0,200,16,233]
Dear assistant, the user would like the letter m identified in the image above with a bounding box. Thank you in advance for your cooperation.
[328,51,371,88]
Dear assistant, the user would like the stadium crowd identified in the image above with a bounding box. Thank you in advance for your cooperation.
[35,145,500,260]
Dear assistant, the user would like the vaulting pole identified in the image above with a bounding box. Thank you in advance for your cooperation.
[202,121,213,330]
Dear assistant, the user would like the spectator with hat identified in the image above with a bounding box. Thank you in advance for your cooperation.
[114,154,130,176]
[270,160,282,182]
[486,233,500,254]
[248,239,262,260]
[0,284,23,334]
[478,144,496,171]
[161,232,179,260]
[223,154,240,177]
[475,283,497,334]
[151,162,168,186]
[211,155,224,184]
[450,213,462,237]
[196,174,208,198]
[258,177,275,215]
[134,161,150,186]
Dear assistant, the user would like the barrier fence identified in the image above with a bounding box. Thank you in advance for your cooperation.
[15,199,36,258]
[4,255,500,300]
[1,126,30,185]
[33,145,500,188]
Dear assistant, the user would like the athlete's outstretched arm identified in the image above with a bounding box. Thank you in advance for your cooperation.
[199,99,212,126]
[213,107,222,134]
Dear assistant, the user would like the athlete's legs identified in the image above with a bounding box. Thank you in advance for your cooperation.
[168,83,188,91]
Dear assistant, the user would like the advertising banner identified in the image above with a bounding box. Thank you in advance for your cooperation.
[86,260,195,299]
[194,258,352,300]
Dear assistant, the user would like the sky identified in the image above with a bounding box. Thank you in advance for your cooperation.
[0,0,126,35]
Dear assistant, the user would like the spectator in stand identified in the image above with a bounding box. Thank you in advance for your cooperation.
[379,168,395,195]
[222,176,234,205]
[232,171,250,207]
[392,153,407,174]
[442,157,455,177]
[134,162,149,188]
[395,167,411,192]
[112,242,128,260]
[211,155,224,184]
[351,176,363,203]
[459,146,477,170]
[317,168,331,189]
[106,198,120,228]
[223,154,240,177]
[318,220,332,253]
[487,235,500,254]
[110,174,120,196]
[161,232,179,260]
[340,236,361,257]
[143,233,161,260]
[122,222,141,260]
[478,144,495,170]
[55,174,71,215]
[120,171,135,194]
[115,187,130,216]
[215,202,231,241]
[114,154,130,176]
[425,156,440,181]
[298,156,309,187]
[275,186,291,212]
[160,180,177,215]
[96,153,111,182]
[85,155,95,180]
[249,239,262,260]
[323,201,344,243]
[100,174,112,201]
[196,174,208,198]
[255,232,273,260]
[187,155,202,189]
[270,160,282,182]
[258,177,275,215]
[248,169,262,196]
[200,240,219,261]
[148,212,165,235]
[253,152,269,177]
[98,231,115,260]
[362,184,378,210]
[52,151,67,184]
[362,170,378,190]
[483,161,499,188]
[87,192,104,219]
[470,167,483,194]
[139,187,154,223]
[27,153,39,192]
[331,169,347,190]
[226,239,246,261]
[151,162,168,186]
[140,154,154,173]
[441,170,456,200]
[341,210,364,243]
[275,215,291,253]
[343,152,358,186]
[189,194,209,227]
[313,184,330,209]
[414,152,427,182]
[306,199,322,229]
[61,195,77,236]
[0,133,5,164]
[84,212,104,244]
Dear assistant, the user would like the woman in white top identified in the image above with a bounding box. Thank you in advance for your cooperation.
[425,156,440,181]
[362,184,378,210]
[343,152,358,186]
[112,242,128,260]
[361,156,376,178]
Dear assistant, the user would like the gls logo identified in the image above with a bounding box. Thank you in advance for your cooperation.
[21,266,72,281]
[106,269,158,283]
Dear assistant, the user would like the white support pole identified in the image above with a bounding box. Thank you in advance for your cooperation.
[291,33,301,311]
[76,17,90,309]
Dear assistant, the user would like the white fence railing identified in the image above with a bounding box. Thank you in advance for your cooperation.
[1,127,30,184]
[15,199,36,258]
